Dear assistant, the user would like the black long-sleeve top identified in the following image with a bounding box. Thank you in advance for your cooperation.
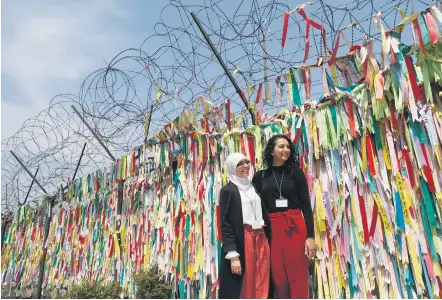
[252,164,315,238]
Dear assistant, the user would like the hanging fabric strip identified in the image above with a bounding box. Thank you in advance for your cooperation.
[301,68,311,101]
[375,73,385,100]
[405,56,422,102]
[290,68,302,106]
[155,83,162,104]
[418,12,430,45]
[347,98,357,138]
[329,30,341,66]
[327,67,338,92]
[285,71,293,104]
[366,134,376,176]
[357,185,370,244]
[412,18,425,55]
[373,12,392,68]
[275,77,283,104]
[281,12,290,48]
[255,83,263,105]
[297,8,327,62]
[425,11,439,44]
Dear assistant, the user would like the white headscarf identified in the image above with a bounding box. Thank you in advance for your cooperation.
[225,153,253,190]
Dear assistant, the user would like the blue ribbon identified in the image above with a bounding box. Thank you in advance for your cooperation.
[395,191,406,231]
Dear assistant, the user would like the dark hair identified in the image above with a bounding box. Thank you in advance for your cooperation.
[263,134,300,174]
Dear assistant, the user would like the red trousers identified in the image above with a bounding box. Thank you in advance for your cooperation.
[269,209,309,299]
[240,225,270,299]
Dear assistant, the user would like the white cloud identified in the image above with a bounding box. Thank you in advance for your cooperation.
[1,0,132,139]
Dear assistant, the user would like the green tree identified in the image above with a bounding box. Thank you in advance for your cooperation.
[133,267,172,299]
[64,279,122,299]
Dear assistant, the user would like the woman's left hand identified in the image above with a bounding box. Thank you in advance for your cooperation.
[305,238,317,259]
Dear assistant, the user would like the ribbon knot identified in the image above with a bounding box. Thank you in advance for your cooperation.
[281,211,299,236]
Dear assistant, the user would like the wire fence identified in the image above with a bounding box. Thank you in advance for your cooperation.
[1,0,437,212]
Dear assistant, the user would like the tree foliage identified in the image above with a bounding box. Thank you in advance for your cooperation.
[64,279,122,299]
[133,266,172,299]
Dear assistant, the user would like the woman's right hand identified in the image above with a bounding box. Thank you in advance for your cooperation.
[231,257,242,275]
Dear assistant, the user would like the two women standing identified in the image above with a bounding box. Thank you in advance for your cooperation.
[219,134,317,299]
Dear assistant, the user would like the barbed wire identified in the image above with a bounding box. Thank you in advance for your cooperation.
[1,0,437,212]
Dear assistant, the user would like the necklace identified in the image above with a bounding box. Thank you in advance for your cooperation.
[237,187,258,220]
[271,169,285,199]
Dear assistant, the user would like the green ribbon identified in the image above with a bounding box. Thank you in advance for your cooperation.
[412,121,426,144]
[420,177,438,230]
[290,68,302,107]
[301,120,308,148]
[161,144,166,166]
[419,199,438,260]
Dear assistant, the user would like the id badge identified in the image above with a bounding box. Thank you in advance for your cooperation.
[251,221,262,230]
[275,198,288,208]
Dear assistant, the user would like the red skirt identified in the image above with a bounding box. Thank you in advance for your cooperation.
[269,209,309,298]
[239,225,270,299]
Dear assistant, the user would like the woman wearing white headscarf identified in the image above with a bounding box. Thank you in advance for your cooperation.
[218,153,272,299]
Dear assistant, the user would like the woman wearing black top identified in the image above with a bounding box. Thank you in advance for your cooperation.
[252,134,316,298]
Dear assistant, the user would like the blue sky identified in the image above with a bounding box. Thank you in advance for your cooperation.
[1,0,164,138]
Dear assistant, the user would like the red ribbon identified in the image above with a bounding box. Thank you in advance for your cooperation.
[369,201,379,239]
[202,136,207,162]
[366,134,376,176]
[137,225,143,250]
[109,236,114,257]
[281,12,290,48]
[347,98,357,138]
[31,227,37,241]
[412,18,425,55]
[349,45,361,52]
[357,185,370,244]
[326,229,333,257]
[402,148,415,188]
[191,211,195,226]
[255,83,263,104]
[240,134,246,154]
[297,8,327,62]
[420,143,436,192]
[389,105,398,131]
[247,135,255,163]
[405,56,422,101]
[329,30,341,66]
